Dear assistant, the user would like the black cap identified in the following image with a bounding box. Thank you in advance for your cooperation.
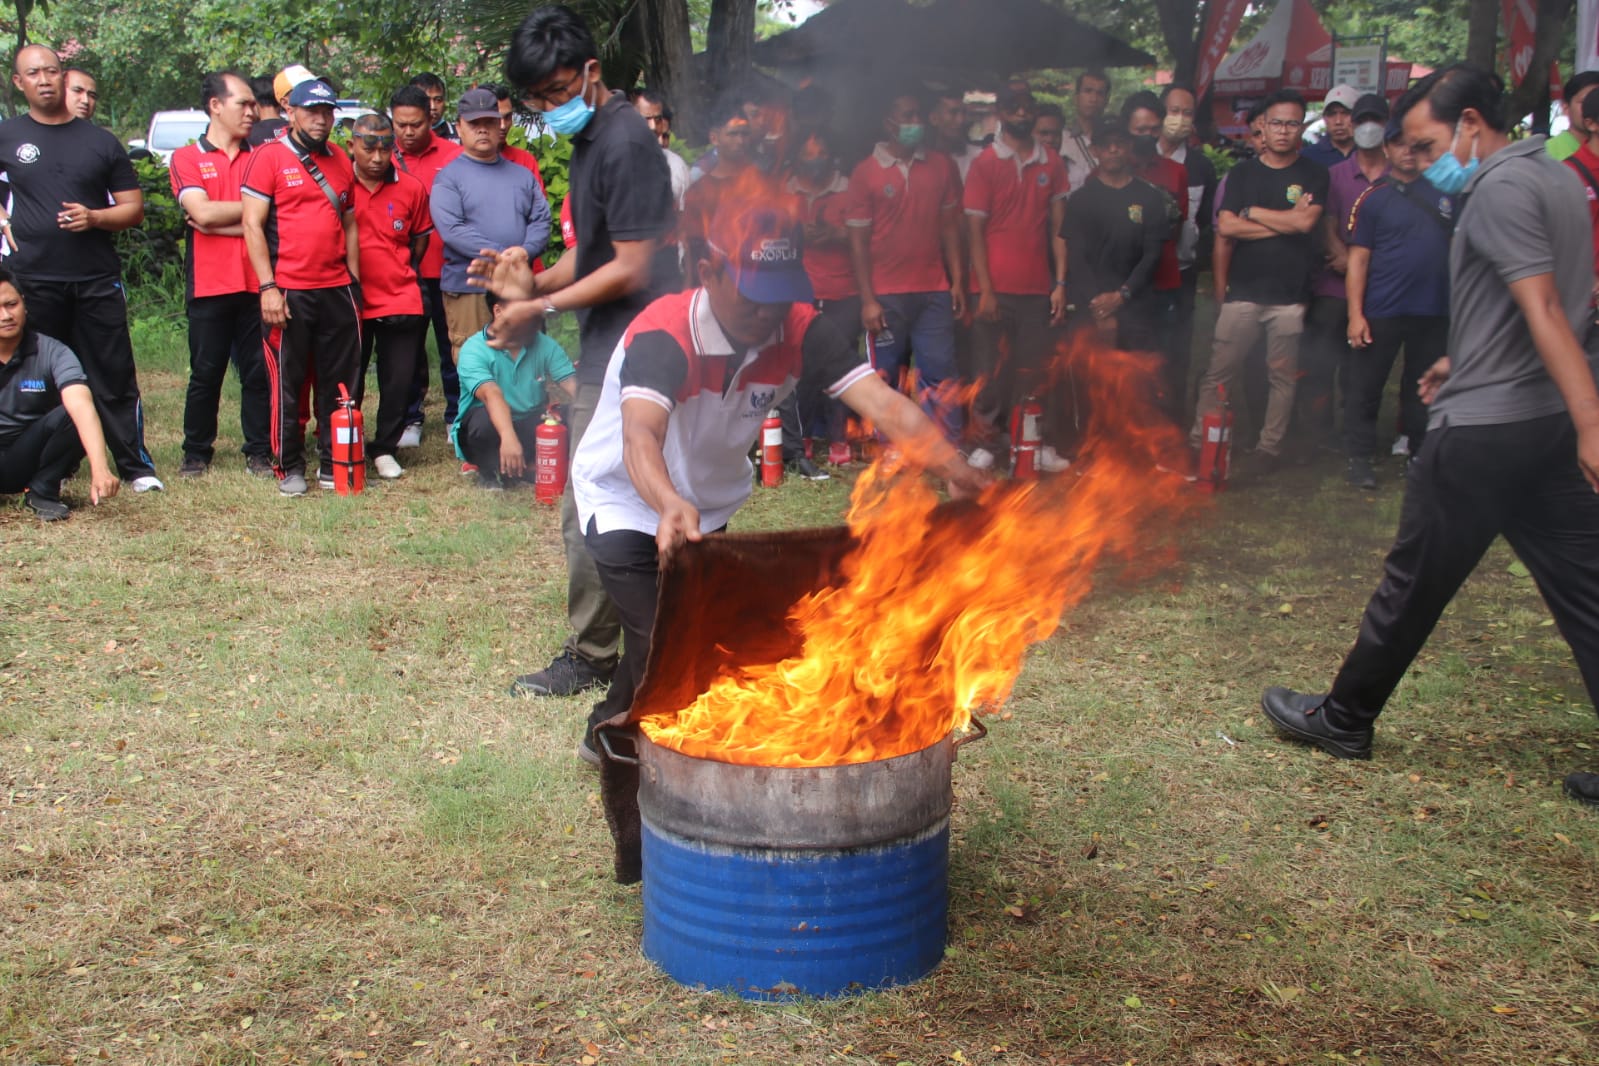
[1352,93,1389,124]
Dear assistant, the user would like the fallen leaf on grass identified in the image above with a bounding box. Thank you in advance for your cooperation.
[240,1016,254,1030]
[1490,1005,1519,1015]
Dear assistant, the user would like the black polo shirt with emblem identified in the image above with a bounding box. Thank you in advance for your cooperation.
[0,114,140,281]
[568,90,675,385]
[0,330,87,449]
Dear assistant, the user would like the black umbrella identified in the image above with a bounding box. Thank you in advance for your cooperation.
[752,0,1153,77]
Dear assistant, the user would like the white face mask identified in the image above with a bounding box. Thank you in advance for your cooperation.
[1353,121,1385,150]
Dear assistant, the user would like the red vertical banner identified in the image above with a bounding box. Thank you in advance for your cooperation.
[1501,0,1558,91]
[1195,0,1253,101]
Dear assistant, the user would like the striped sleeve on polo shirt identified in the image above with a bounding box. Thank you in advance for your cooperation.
[619,331,690,412]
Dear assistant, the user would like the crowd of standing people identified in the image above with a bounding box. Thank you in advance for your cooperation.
[2,7,1598,803]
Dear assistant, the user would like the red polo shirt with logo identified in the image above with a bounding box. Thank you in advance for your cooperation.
[240,137,355,291]
[170,136,258,299]
[394,133,463,279]
[963,139,1070,296]
[789,172,856,302]
[844,144,960,296]
[353,167,432,319]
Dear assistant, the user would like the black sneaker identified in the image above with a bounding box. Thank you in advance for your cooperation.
[1260,686,1373,760]
[1563,772,1599,809]
[477,471,505,492]
[25,493,69,521]
[178,456,209,478]
[245,454,275,478]
[787,456,830,481]
[1346,457,1377,491]
[509,650,614,698]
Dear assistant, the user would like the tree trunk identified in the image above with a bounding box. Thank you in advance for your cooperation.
[1507,0,1575,121]
[639,0,702,140]
[707,0,757,105]
[1466,0,1500,70]
[1156,0,1205,87]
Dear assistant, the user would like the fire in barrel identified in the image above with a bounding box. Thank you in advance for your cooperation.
[628,338,1198,999]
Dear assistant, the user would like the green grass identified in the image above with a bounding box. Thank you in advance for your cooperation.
[1,294,1597,1065]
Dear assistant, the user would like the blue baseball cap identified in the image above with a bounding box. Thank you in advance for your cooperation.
[288,79,337,109]
[709,204,813,305]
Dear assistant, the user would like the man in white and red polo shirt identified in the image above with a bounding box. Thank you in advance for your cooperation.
[965,85,1071,473]
[350,112,432,481]
[240,77,361,497]
[391,83,464,444]
[552,202,988,763]
[170,71,272,479]
[846,90,966,445]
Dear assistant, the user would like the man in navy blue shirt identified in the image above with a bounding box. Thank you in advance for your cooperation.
[1342,119,1454,487]
[1302,84,1358,170]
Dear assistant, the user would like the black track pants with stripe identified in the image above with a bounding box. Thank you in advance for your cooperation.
[261,285,362,476]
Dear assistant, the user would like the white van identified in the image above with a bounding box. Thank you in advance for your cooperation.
[129,110,210,164]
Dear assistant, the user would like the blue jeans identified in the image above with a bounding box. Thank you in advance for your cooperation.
[870,291,964,444]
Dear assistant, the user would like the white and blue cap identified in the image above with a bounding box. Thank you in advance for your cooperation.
[288,79,338,109]
[708,203,814,305]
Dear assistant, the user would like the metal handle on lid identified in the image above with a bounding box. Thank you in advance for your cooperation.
[951,716,988,751]
[595,726,640,765]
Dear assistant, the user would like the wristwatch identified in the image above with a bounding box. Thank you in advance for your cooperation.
[1118,286,1132,302]
[540,297,563,322]
[1241,206,1253,222]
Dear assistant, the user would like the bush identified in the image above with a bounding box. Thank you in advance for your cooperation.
[116,155,186,288]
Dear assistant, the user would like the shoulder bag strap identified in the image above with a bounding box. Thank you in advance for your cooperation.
[287,138,346,217]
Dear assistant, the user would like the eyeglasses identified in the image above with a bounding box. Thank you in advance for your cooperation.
[355,134,395,149]
[523,67,586,110]
[1265,118,1304,131]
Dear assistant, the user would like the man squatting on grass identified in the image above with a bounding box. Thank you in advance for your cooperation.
[473,201,991,765]
[1260,65,1599,809]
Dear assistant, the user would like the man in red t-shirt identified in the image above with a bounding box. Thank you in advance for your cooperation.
[964,86,1071,472]
[351,113,432,480]
[846,91,967,445]
[392,84,463,444]
[170,71,272,478]
[680,97,758,268]
[487,83,547,195]
[241,78,361,496]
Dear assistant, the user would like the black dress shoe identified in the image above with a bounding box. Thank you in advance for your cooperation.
[1260,686,1373,760]
[1563,772,1599,809]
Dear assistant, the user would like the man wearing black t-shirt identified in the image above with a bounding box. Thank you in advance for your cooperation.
[1189,89,1328,467]
[0,44,159,490]
[497,3,675,700]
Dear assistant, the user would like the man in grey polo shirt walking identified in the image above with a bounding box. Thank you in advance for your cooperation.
[1258,64,1599,809]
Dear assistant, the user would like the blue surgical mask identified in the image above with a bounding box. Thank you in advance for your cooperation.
[543,65,595,137]
[1423,121,1479,195]
[895,123,925,149]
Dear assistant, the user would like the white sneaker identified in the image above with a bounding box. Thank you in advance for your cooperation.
[1390,435,1410,457]
[131,475,165,493]
[1038,445,1072,473]
[373,454,404,480]
[967,447,996,471]
[397,423,423,449]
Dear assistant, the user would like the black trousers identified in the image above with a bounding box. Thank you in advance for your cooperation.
[1165,271,1199,422]
[1327,413,1599,726]
[0,406,84,500]
[404,277,457,426]
[971,293,1060,448]
[1297,294,1348,445]
[19,276,154,480]
[262,285,361,476]
[183,291,268,464]
[780,296,859,458]
[457,404,541,477]
[583,522,664,740]
[1344,315,1443,461]
[358,315,426,457]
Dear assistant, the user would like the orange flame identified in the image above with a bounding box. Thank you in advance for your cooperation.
[638,295,1198,768]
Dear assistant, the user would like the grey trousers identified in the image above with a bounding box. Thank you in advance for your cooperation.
[560,381,621,668]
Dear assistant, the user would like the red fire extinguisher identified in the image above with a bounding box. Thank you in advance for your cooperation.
[1010,395,1043,479]
[1196,384,1234,493]
[761,409,783,487]
[330,382,365,496]
[534,409,569,504]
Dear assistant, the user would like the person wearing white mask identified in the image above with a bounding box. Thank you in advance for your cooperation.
[1299,93,1394,460]
[1156,85,1216,421]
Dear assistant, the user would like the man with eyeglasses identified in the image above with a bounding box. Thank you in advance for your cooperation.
[498,3,674,702]
[1190,89,1328,472]
[431,88,551,408]
[350,112,432,480]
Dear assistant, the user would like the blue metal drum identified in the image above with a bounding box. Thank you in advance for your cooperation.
[635,733,961,1000]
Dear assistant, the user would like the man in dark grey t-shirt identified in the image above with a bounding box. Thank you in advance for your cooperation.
[1259,65,1599,810]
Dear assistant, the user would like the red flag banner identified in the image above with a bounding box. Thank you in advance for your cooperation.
[1195,0,1253,101]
